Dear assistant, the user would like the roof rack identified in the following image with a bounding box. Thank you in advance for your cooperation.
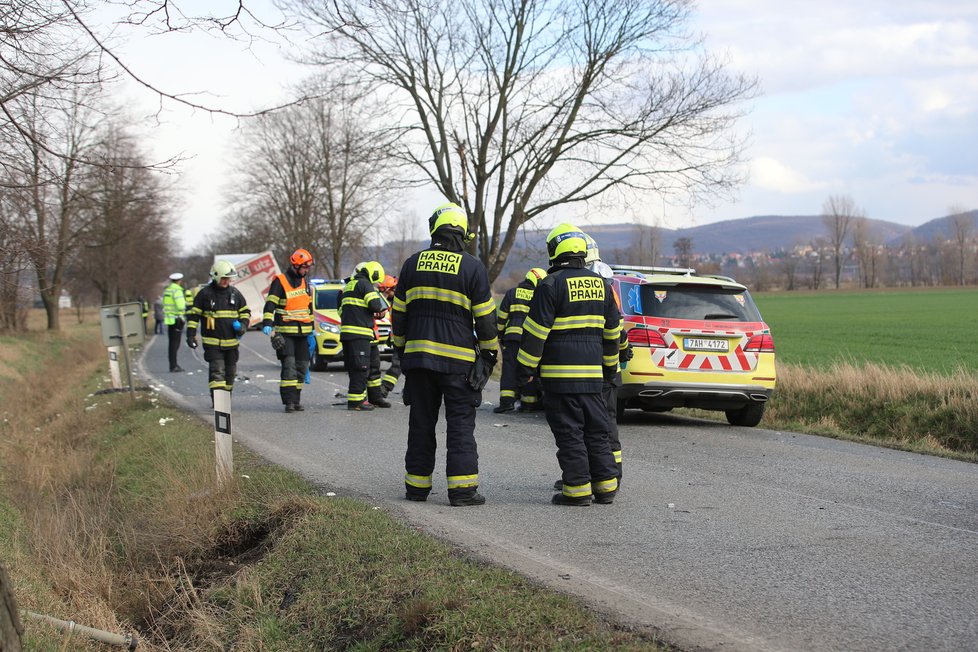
[608,265,696,276]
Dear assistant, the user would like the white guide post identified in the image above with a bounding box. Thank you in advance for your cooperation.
[107,346,122,389]
[212,389,233,484]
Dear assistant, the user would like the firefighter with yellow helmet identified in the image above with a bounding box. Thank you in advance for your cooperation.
[185,260,251,401]
[494,267,547,413]
[261,248,315,413]
[340,260,389,411]
[517,223,621,506]
[391,202,498,506]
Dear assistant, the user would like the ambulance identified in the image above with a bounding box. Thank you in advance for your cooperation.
[610,266,777,427]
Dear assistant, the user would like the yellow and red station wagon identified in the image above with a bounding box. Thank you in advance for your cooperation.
[610,266,777,427]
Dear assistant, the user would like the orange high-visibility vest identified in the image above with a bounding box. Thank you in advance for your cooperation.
[275,274,312,323]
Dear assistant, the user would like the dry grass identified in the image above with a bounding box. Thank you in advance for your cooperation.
[1,318,668,651]
[764,361,978,458]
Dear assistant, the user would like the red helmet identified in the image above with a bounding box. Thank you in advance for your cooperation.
[290,248,313,266]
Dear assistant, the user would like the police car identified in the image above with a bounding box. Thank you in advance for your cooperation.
[309,279,393,371]
[610,266,777,427]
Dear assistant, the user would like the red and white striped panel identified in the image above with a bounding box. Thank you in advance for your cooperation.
[650,328,758,372]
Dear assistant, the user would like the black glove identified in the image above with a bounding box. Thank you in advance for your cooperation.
[466,349,497,391]
[270,332,286,352]
[186,333,197,349]
[619,343,634,363]
[174,317,184,330]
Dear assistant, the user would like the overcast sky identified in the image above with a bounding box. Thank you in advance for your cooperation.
[104,1,978,249]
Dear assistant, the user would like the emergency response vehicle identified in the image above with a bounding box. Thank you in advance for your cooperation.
[610,265,776,427]
[309,279,393,371]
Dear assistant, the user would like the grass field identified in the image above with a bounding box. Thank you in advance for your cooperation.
[752,287,978,374]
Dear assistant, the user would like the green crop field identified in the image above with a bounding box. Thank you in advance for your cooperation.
[752,287,978,374]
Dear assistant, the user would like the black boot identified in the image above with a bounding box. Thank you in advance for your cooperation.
[449,491,486,507]
[594,490,617,505]
[348,401,374,411]
[493,400,516,414]
[551,493,592,506]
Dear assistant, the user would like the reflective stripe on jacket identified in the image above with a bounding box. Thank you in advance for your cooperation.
[262,270,314,336]
[517,265,621,394]
[162,282,186,325]
[496,279,536,341]
[340,271,385,341]
[186,282,251,349]
[392,242,498,374]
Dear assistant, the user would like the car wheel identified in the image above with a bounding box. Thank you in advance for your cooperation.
[616,399,625,420]
[725,402,765,427]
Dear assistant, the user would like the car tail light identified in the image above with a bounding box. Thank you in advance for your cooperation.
[745,333,775,352]
[627,328,666,348]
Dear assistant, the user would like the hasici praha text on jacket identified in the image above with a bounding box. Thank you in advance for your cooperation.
[391,249,498,374]
[516,267,621,393]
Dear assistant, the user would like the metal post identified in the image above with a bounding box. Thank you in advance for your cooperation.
[107,346,122,389]
[213,389,233,484]
[116,306,136,401]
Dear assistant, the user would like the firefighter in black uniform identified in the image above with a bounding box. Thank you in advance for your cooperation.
[494,267,547,413]
[341,261,389,411]
[517,223,621,506]
[185,260,251,402]
[262,248,315,413]
[551,233,632,490]
[391,202,498,507]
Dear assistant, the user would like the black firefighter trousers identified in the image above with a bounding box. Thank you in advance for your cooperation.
[403,369,482,502]
[544,391,619,497]
[278,334,310,406]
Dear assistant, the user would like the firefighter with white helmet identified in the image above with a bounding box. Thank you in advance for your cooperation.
[262,248,315,412]
[517,223,621,506]
[185,260,251,401]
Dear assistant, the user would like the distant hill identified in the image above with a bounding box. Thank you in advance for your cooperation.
[518,214,914,256]
[901,210,978,243]
[379,210,976,283]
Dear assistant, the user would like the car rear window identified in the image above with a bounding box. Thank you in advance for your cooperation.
[619,281,762,322]
[314,288,340,311]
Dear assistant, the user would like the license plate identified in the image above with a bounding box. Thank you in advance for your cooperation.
[684,337,727,352]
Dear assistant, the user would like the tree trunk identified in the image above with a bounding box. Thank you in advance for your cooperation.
[0,561,24,652]
[40,291,60,331]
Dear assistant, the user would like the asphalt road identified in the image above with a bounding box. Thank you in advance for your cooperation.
[138,332,978,652]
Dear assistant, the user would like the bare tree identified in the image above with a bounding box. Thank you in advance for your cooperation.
[611,220,663,267]
[673,236,693,268]
[851,216,881,288]
[776,250,800,291]
[947,206,974,286]
[228,86,395,278]
[73,122,176,305]
[3,88,105,330]
[285,0,756,282]
[821,195,861,289]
